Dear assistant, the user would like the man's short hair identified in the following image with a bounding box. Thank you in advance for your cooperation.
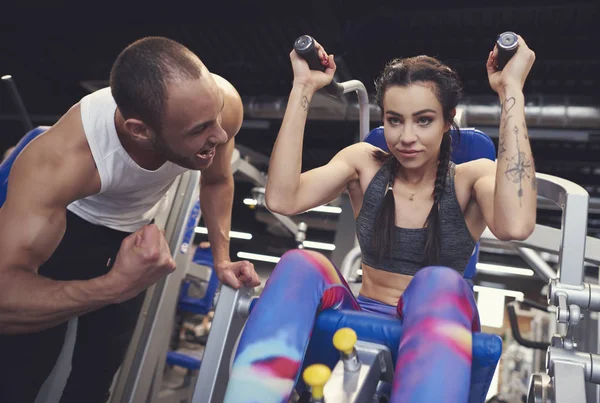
[110,37,203,131]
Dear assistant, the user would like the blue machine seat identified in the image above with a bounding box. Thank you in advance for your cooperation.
[0,126,50,207]
[304,309,502,403]
[166,351,202,371]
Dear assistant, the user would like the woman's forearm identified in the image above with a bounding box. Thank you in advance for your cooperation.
[265,83,316,213]
[493,86,537,236]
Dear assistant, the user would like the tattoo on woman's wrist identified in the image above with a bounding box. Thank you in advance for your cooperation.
[301,96,309,111]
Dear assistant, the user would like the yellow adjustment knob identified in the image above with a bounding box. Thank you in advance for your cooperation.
[333,327,357,355]
[303,364,331,400]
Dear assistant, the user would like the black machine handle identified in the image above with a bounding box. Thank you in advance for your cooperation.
[495,31,519,71]
[507,299,551,351]
[293,35,345,98]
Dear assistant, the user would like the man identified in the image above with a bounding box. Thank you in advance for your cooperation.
[0,36,260,403]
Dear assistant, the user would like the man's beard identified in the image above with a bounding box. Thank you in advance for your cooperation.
[150,133,198,170]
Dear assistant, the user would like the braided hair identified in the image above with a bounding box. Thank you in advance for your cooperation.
[371,56,463,266]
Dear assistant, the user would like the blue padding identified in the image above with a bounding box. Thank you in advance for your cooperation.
[303,309,502,403]
[463,243,480,280]
[166,351,202,370]
[0,126,49,207]
[177,246,220,314]
[363,126,496,164]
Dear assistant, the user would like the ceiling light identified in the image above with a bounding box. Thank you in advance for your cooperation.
[237,252,280,263]
[195,227,253,240]
[244,198,341,214]
[473,285,524,300]
[303,241,336,251]
[309,206,342,214]
[476,263,534,277]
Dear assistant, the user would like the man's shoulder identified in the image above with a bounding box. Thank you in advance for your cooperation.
[211,74,239,98]
[211,74,243,139]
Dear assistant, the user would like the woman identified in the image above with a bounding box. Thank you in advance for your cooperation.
[225,37,537,403]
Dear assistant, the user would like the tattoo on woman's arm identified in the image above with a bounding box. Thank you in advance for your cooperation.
[301,96,309,111]
[503,124,533,206]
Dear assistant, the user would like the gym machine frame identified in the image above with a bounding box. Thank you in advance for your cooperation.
[525,174,600,403]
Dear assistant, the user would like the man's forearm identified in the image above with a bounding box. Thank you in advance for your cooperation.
[200,177,234,264]
[0,268,115,334]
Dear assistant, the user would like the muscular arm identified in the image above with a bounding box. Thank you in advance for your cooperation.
[199,75,240,265]
[265,83,360,215]
[470,37,537,241]
[200,139,236,265]
[0,110,116,334]
[472,88,537,241]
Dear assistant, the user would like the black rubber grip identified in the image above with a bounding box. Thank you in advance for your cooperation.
[293,35,344,98]
[496,31,519,71]
[518,298,551,313]
[507,302,551,351]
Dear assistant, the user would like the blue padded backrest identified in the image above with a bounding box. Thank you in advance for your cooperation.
[363,127,496,164]
[0,126,50,207]
[363,126,496,280]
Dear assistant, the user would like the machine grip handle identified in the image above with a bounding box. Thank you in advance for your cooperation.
[293,35,344,98]
[507,302,551,351]
[495,31,519,71]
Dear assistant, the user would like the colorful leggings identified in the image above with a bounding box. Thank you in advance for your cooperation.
[224,249,480,403]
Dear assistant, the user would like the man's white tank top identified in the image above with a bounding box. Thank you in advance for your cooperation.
[67,88,189,233]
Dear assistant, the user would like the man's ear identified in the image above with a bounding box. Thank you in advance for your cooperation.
[124,118,152,142]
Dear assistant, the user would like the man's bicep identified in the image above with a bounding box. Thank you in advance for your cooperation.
[0,202,67,271]
[0,138,100,271]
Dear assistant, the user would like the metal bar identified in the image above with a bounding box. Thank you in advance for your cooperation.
[596,267,600,403]
[236,158,267,187]
[271,211,301,238]
[323,341,394,403]
[536,173,589,286]
[243,95,600,130]
[553,360,587,402]
[339,80,370,140]
[109,176,184,402]
[192,286,255,403]
[537,197,600,215]
[110,171,201,403]
[127,171,201,402]
[235,159,301,238]
[517,247,557,283]
[1,75,33,131]
[479,225,600,266]
[331,194,358,269]
[340,246,362,280]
